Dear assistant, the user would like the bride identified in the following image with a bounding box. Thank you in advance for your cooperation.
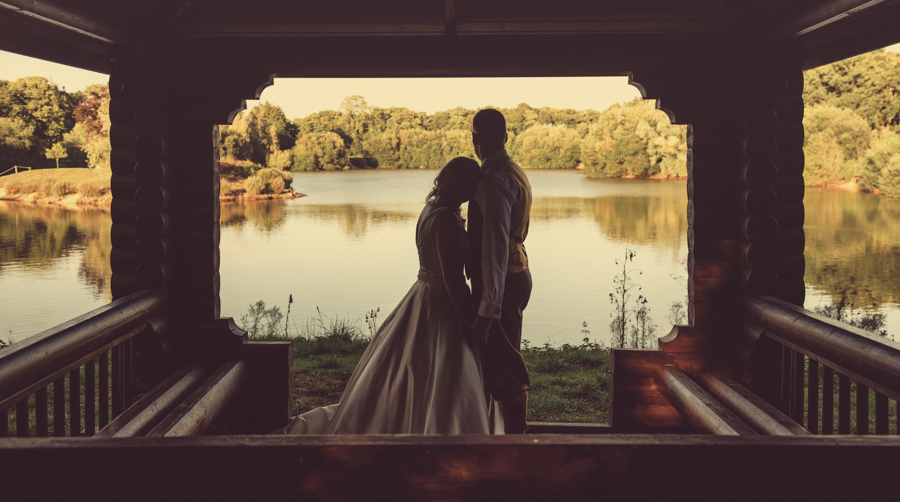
[280,157,503,434]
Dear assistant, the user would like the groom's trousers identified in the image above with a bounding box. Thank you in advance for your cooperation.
[482,268,532,402]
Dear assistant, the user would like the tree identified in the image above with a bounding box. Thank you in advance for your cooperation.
[804,130,846,185]
[0,77,77,161]
[44,142,67,168]
[65,84,110,168]
[0,117,34,168]
[341,95,372,138]
[291,132,347,171]
[803,105,871,161]
[510,123,581,168]
[879,154,900,198]
[859,129,900,191]
[804,50,900,132]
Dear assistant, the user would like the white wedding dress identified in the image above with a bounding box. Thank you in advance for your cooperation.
[279,203,503,434]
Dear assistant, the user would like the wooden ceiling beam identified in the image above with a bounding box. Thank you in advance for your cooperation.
[0,8,110,74]
[776,0,900,37]
[0,0,137,45]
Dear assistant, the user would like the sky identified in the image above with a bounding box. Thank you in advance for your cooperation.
[2,42,900,119]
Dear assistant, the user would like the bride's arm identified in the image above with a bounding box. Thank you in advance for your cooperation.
[433,211,476,327]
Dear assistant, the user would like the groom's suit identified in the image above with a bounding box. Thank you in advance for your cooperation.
[467,149,532,402]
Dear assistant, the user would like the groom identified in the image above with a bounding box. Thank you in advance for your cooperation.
[467,108,533,434]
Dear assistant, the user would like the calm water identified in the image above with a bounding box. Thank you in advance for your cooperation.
[1,171,897,346]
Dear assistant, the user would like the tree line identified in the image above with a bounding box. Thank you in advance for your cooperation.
[0,77,110,170]
[3,48,899,196]
[803,49,900,196]
[220,95,689,178]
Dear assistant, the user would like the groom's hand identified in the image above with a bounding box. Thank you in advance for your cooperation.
[471,315,492,346]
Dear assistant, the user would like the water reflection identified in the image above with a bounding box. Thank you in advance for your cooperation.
[533,195,687,247]
[805,189,900,306]
[220,201,287,233]
[2,174,897,344]
[0,202,111,298]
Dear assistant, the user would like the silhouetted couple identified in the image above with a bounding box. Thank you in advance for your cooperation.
[280,109,533,435]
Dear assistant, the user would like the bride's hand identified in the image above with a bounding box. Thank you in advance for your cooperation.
[470,316,492,346]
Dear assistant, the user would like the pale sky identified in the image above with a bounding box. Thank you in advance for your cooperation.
[3,42,900,119]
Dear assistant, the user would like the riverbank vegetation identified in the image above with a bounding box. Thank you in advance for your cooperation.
[242,300,611,423]
[219,96,689,179]
[3,47,898,193]
[0,167,110,204]
[803,50,900,195]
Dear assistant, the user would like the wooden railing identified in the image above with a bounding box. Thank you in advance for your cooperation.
[0,290,166,437]
[744,295,899,435]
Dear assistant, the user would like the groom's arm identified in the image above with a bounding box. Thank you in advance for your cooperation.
[470,170,519,340]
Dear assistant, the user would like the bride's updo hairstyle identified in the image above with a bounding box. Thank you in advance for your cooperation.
[426,157,481,209]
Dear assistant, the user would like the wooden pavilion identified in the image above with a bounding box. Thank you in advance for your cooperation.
[2,1,900,499]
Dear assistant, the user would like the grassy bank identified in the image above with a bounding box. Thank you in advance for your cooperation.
[252,331,611,424]
[0,162,300,205]
[0,168,111,206]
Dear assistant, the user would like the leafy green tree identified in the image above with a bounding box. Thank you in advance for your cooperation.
[510,123,581,168]
[65,84,110,168]
[804,130,846,185]
[0,77,77,161]
[0,117,34,167]
[291,132,347,171]
[804,105,871,161]
[879,154,900,198]
[44,142,67,168]
[804,50,900,132]
[232,102,298,165]
[859,129,900,191]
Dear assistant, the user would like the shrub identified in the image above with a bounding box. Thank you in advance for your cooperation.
[51,180,73,197]
[77,180,105,197]
[38,179,55,196]
[3,181,23,194]
[281,170,293,190]
[256,168,288,194]
[269,176,285,194]
[220,178,243,197]
[244,176,264,195]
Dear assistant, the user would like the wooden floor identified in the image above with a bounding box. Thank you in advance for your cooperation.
[3,434,900,500]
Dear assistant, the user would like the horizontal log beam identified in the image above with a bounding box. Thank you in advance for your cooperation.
[147,360,248,437]
[96,364,210,438]
[3,435,900,499]
[654,365,757,436]
[744,295,900,402]
[696,368,810,436]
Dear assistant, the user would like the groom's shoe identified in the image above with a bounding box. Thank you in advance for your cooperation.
[502,391,529,434]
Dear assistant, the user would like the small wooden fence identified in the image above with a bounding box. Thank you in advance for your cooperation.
[0,166,31,177]
[745,295,899,435]
[0,290,166,437]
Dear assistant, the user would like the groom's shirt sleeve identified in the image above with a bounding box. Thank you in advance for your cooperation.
[474,169,519,320]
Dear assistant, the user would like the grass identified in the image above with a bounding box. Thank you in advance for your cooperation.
[0,168,110,200]
[252,322,612,423]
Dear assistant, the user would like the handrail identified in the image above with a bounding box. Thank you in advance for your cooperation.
[0,290,166,411]
[743,295,900,402]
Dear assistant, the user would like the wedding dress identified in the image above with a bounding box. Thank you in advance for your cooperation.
[280,203,503,434]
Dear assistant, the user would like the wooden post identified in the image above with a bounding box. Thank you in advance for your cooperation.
[838,374,851,434]
[53,377,65,436]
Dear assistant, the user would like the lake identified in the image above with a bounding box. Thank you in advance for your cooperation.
[1,170,897,346]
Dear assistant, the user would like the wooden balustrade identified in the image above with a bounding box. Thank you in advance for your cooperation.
[744,295,899,435]
[1,291,166,437]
